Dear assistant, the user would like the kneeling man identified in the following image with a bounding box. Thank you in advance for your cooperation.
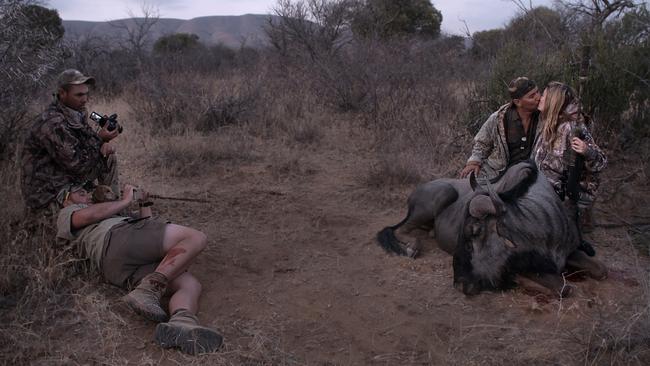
[56,183,221,355]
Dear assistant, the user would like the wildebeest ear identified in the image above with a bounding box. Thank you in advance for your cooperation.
[469,195,496,219]
[469,171,479,191]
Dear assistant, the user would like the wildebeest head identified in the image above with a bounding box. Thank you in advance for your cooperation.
[453,192,514,295]
[452,163,539,295]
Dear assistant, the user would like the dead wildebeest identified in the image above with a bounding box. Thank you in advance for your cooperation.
[377,161,606,296]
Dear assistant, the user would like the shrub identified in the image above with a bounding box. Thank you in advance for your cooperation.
[0,2,65,159]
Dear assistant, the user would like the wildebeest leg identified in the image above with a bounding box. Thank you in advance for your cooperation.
[566,250,608,280]
[377,182,458,257]
[402,181,458,236]
[517,273,572,298]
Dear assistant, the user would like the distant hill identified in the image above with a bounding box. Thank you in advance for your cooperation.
[62,14,272,49]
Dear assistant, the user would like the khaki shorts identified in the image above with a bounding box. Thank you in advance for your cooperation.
[101,218,167,289]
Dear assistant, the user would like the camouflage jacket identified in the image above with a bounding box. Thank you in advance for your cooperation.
[21,98,106,210]
[534,118,607,201]
[468,103,543,179]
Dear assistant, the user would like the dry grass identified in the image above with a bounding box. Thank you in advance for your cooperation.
[267,147,318,181]
[149,130,258,177]
[365,152,424,188]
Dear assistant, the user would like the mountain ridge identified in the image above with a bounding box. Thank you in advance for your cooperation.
[62,14,273,49]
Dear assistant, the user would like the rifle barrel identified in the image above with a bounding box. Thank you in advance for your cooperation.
[149,194,212,203]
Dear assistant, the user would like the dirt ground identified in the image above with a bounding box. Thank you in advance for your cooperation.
[25,107,650,365]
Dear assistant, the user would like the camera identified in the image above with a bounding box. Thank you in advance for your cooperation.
[89,111,123,133]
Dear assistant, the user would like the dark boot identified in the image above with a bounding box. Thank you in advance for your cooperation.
[154,309,223,355]
[123,272,168,322]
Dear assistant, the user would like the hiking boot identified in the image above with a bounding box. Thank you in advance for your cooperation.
[154,309,223,355]
[122,272,168,322]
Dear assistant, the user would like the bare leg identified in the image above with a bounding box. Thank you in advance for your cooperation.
[168,272,202,315]
[156,224,207,281]
[123,224,207,322]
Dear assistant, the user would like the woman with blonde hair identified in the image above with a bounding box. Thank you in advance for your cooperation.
[534,81,607,253]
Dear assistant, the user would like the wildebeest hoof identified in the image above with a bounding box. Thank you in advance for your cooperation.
[399,239,421,258]
[578,240,596,257]
[454,279,480,296]
[567,250,608,281]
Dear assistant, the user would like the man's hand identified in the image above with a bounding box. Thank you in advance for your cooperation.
[570,137,588,155]
[100,142,116,157]
[98,124,120,142]
[122,184,136,203]
[460,162,481,179]
[70,183,136,230]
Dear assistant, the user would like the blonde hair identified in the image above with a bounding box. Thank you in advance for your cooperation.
[541,81,577,146]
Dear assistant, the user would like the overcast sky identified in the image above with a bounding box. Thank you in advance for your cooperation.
[46,0,555,35]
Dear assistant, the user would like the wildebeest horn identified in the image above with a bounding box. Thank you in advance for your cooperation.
[469,171,480,192]
[469,195,496,218]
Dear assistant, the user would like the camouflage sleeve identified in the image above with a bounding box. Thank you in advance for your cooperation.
[468,112,498,164]
[36,116,102,176]
[581,128,607,173]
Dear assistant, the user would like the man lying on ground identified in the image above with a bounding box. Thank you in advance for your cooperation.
[56,183,221,355]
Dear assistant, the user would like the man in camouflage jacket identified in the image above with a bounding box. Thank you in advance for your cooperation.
[21,69,120,215]
[460,77,542,180]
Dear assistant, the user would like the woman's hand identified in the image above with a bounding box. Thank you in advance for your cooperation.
[570,137,588,155]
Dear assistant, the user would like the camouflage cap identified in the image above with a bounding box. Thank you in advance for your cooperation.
[55,183,86,206]
[57,69,95,89]
[508,77,537,99]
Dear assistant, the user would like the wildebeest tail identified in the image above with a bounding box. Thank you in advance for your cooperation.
[376,206,412,256]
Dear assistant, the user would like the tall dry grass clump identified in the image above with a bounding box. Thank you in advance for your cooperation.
[0,157,86,364]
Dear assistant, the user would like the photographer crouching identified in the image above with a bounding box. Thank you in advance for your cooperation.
[22,69,123,218]
[56,183,223,355]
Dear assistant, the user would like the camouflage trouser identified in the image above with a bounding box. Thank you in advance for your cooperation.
[97,153,120,198]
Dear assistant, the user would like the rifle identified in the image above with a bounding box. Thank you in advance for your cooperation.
[148,194,213,203]
[564,126,595,256]
[92,185,213,204]
[566,126,586,202]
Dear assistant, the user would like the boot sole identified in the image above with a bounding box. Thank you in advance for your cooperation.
[154,322,223,355]
[122,294,168,323]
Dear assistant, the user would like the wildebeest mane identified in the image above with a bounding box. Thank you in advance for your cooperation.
[500,250,560,288]
[452,199,478,290]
